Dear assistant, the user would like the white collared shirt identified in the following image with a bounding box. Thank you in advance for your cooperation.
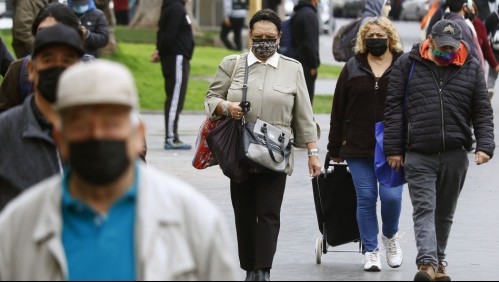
[247,51,280,68]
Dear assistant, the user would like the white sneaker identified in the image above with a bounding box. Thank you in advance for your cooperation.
[382,232,403,268]
[362,250,382,272]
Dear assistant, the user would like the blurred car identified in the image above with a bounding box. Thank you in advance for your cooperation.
[400,0,430,21]
[342,0,366,18]
[284,0,335,34]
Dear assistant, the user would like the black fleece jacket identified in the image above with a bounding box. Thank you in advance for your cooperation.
[328,51,403,159]
[384,42,495,158]
[157,0,194,60]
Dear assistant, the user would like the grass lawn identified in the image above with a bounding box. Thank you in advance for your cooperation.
[0,27,339,113]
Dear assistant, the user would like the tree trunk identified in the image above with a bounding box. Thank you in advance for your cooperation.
[129,0,162,29]
[130,0,203,36]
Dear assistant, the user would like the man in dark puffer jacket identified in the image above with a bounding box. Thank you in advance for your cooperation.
[384,19,494,281]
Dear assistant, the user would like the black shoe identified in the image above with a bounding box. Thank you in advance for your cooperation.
[254,270,270,281]
[245,271,255,281]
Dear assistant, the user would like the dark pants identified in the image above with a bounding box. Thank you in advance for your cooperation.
[220,17,245,51]
[230,172,287,271]
[161,55,190,143]
[404,149,469,269]
[114,10,129,25]
[302,64,317,104]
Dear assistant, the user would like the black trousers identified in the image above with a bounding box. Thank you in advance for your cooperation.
[220,17,245,51]
[230,172,287,271]
[302,64,317,104]
[161,55,190,143]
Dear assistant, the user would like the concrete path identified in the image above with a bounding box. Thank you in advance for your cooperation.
[142,109,499,281]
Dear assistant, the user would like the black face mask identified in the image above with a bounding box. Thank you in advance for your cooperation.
[365,38,389,57]
[37,67,66,103]
[69,139,131,186]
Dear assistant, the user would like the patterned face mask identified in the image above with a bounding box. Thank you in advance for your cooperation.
[432,48,457,66]
[252,39,278,59]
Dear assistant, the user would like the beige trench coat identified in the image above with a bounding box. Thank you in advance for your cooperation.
[205,53,318,175]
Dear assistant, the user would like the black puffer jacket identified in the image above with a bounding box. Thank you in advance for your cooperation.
[77,8,110,57]
[384,41,495,158]
[328,51,403,159]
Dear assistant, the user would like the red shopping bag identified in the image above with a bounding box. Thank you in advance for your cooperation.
[192,117,223,169]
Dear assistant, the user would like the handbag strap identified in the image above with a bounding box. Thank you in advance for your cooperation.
[242,58,249,103]
[261,124,286,163]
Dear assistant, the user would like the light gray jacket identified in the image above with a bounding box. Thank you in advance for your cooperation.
[0,163,239,281]
[205,53,318,175]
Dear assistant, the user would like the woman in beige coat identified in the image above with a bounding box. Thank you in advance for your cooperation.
[205,9,321,282]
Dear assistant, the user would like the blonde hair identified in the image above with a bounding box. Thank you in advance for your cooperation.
[354,17,403,55]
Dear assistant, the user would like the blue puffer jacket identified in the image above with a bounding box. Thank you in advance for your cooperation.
[384,41,495,158]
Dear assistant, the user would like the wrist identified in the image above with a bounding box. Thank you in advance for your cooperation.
[221,101,230,117]
[308,148,319,157]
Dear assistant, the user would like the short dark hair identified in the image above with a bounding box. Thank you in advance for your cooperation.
[32,2,82,38]
[447,0,466,13]
[249,9,282,32]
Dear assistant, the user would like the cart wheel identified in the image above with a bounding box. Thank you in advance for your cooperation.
[315,238,323,264]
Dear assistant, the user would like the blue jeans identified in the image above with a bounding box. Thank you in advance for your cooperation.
[346,158,403,253]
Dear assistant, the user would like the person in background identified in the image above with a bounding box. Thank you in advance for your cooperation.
[0,2,85,114]
[384,19,494,281]
[151,0,195,150]
[0,60,239,281]
[94,0,117,56]
[328,17,404,273]
[0,23,84,212]
[475,0,495,21]
[444,0,479,58]
[12,0,58,58]
[205,9,321,281]
[221,0,248,51]
[0,36,14,77]
[485,3,499,98]
[470,1,499,99]
[266,0,280,13]
[291,0,320,104]
[426,0,448,38]
[113,0,129,25]
[361,0,390,24]
[67,0,109,57]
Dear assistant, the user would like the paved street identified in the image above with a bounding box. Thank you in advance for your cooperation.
[142,108,499,281]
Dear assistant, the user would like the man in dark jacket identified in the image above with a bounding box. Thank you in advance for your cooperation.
[384,20,494,281]
[151,0,195,150]
[0,24,84,211]
[291,0,320,104]
[68,0,109,57]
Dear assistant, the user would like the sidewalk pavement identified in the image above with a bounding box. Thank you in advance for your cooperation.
[142,111,499,281]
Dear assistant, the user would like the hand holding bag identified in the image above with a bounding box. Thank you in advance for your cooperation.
[193,55,242,170]
[374,60,415,188]
[192,117,223,169]
[239,60,293,173]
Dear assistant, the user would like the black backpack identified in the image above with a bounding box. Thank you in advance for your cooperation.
[332,17,362,62]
